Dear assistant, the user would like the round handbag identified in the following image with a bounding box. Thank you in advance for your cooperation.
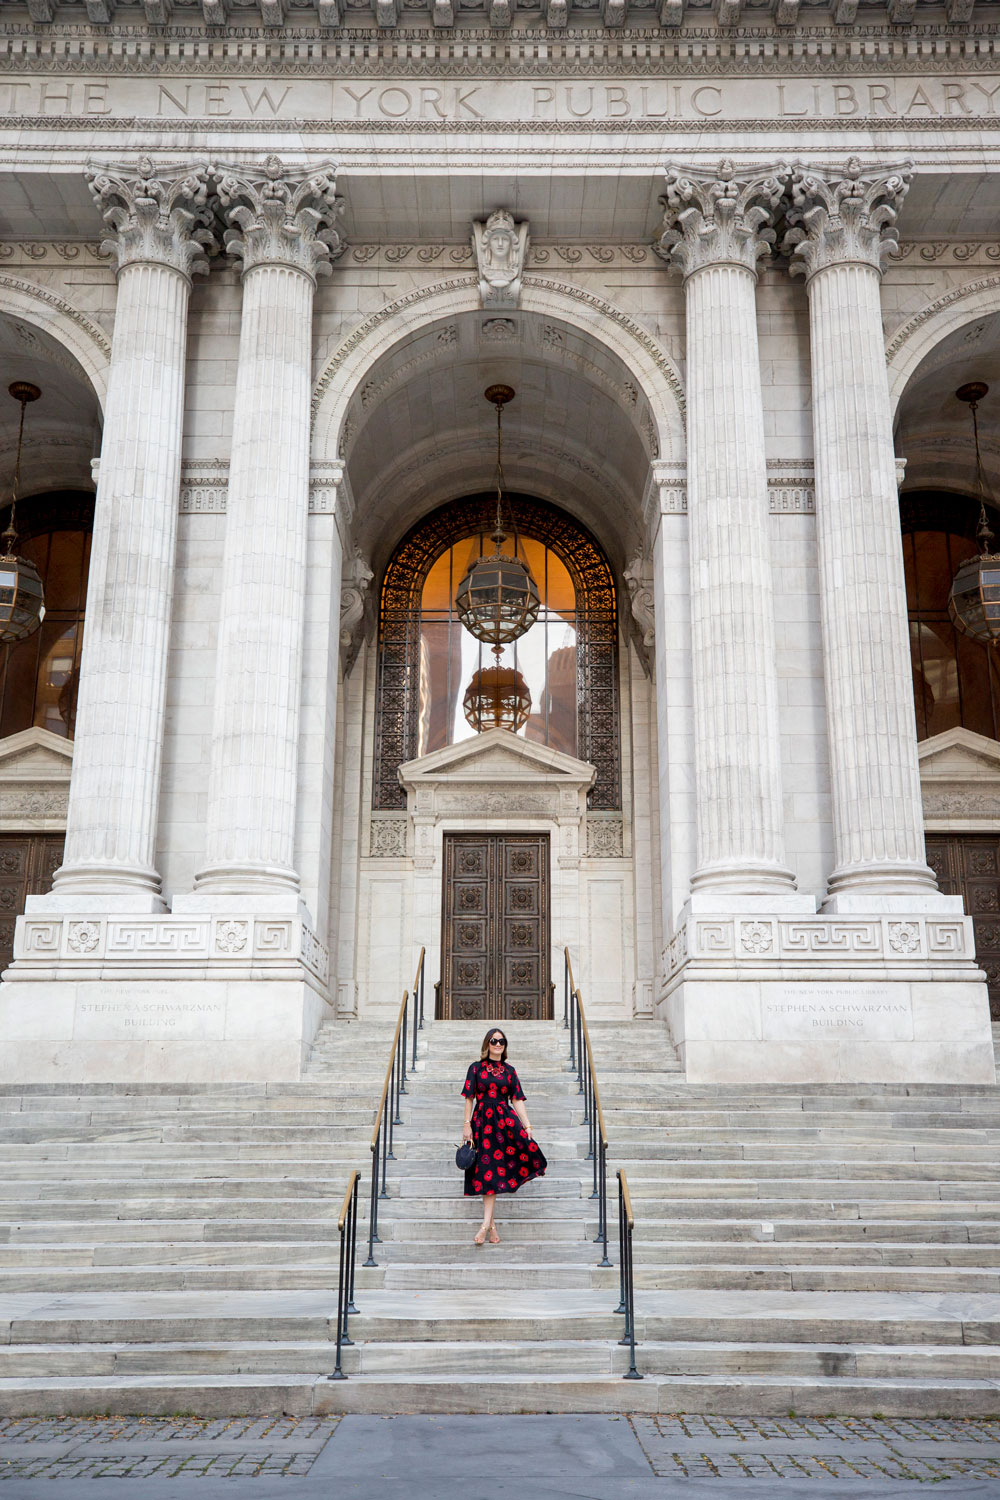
[455,1140,475,1171]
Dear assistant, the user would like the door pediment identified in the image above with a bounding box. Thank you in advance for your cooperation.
[398,729,594,820]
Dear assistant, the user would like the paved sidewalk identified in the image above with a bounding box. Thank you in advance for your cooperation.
[2,1414,1000,1497]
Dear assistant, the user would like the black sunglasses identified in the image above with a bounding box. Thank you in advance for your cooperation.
[489,1036,506,1045]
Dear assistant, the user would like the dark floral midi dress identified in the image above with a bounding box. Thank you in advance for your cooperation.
[461,1060,547,1197]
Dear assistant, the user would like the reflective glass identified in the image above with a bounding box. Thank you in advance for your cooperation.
[418,529,578,757]
[0,516,89,740]
[906,524,1000,742]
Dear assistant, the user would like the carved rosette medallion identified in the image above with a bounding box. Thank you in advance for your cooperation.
[87,158,217,280]
[213,155,346,282]
[784,157,912,280]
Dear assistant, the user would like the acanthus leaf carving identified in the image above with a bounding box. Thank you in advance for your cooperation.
[87,157,218,280]
[784,156,912,280]
[213,154,346,281]
[623,548,655,675]
[654,158,789,278]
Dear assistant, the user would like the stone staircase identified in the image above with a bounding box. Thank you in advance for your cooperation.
[0,1012,997,1415]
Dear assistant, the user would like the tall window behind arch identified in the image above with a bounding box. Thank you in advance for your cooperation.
[0,491,93,740]
[902,491,1000,742]
[374,494,620,811]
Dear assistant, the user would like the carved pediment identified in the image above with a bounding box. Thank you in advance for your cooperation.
[399,728,594,788]
[398,729,594,825]
[918,727,1000,782]
[0,728,74,782]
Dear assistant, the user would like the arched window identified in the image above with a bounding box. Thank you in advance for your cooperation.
[374,494,620,810]
[902,490,1000,742]
[0,490,93,740]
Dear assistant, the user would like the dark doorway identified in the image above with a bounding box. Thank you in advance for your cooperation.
[440,832,550,1020]
[0,833,64,972]
[926,832,1000,1020]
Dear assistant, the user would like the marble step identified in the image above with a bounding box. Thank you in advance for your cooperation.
[2,1337,995,1382]
[6,1287,999,1348]
[1,1370,999,1418]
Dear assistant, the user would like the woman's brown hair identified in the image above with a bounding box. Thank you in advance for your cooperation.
[480,1028,508,1062]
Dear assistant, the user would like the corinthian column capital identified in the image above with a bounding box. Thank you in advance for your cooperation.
[213,155,346,282]
[784,157,912,280]
[87,157,217,280]
[654,159,789,279]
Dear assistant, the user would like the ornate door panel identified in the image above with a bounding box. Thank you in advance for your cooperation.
[441,833,550,1020]
[0,834,64,974]
[925,833,1000,1020]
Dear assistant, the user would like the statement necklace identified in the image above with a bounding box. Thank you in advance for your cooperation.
[485,1061,505,1076]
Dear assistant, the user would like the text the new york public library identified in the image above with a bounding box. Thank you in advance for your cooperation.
[2,75,1000,123]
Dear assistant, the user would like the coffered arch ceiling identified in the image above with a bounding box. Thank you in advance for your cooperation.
[895,310,1000,502]
[342,308,654,576]
[0,314,101,501]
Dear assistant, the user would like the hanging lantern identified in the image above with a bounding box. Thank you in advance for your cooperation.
[948,382,1000,646]
[455,386,540,653]
[0,382,45,645]
[462,664,532,733]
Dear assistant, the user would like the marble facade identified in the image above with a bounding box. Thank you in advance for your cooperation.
[0,0,997,1083]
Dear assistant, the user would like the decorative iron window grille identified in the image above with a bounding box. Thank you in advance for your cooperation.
[373,494,621,811]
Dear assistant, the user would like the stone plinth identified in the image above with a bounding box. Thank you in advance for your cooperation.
[1,911,331,1081]
[661,909,995,1084]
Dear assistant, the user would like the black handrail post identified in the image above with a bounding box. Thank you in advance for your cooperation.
[330,1215,349,1379]
[347,1174,360,1314]
[615,1176,626,1314]
[418,955,425,1029]
[400,1006,408,1095]
[576,1008,584,1094]
[568,984,576,1068]
[381,1094,392,1187]
[563,951,569,1030]
[365,1149,379,1264]
[598,1141,610,1265]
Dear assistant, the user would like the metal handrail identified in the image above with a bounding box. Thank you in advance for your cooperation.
[365,948,426,1267]
[563,949,610,1267]
[564,947,641,1379]
[328,1169,361,1381]
[617,1170,641,1380]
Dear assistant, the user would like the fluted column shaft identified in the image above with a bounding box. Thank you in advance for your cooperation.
[190,157,343,906]
[788,160,937,906]
[198,263,314,893]
[657,162,795,897]
[685,261,792,892]
[43,163,213,912]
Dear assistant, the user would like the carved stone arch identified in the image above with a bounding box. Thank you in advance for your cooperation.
[0,274,111,412]
[886,275,1000,420]
[310,274,685,465]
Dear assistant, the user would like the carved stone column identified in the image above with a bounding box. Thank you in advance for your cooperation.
[656,161,797,900]
[186,157,344,909]
[787,159,940,910]
[38,160,213,913]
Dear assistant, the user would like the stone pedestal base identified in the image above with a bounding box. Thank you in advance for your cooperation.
[665,976,996,1085]
[0,908,334,1083]
[661,909,996,1084]
[0,977,331,1083]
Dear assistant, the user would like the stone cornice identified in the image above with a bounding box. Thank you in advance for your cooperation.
[5,19,1000,74]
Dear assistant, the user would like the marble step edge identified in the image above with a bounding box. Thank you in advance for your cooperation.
[0,1371,999,1419]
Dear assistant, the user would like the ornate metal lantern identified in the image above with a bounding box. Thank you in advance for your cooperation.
[0,382,45,645]
[948,382,1000,646]
[462,664,532,733]
[455,386,540,653]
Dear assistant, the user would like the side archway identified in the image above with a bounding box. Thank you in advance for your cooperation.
[311,274,685,469]
[0,274,111,412]
[886,275,1000,419]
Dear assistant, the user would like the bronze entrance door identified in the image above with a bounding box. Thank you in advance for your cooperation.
[0,834,64,973]
[926,832,1000,1020]
[440,832,550,1020]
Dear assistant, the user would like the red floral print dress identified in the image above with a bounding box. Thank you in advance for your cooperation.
[461,1060,547,1197]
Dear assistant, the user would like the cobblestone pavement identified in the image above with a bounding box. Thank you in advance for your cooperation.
[2,1413,1000,1485]
[629,1414,1000,1483]
[0,1416,340,1481]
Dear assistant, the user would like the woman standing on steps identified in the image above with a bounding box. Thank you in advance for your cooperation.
[461,1028,547,1246]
